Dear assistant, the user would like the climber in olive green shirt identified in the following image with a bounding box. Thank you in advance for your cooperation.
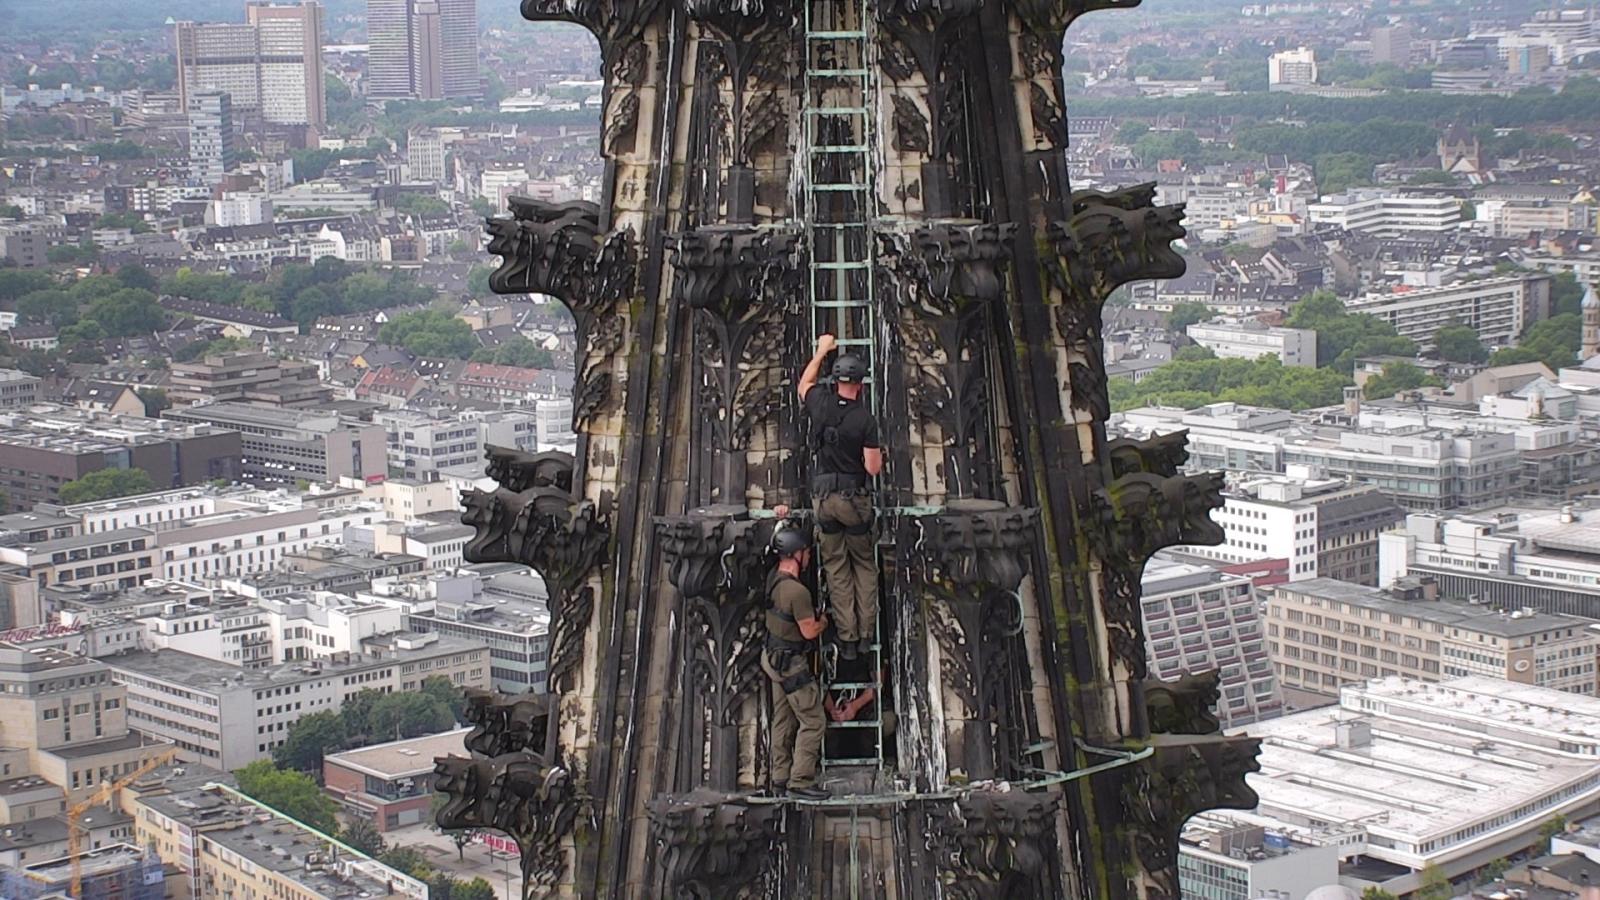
[763,526,829,800]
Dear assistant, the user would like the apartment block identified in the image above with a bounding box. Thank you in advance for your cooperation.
[0,528,158,591]
[1345,274,1552,349]
[0,370,41,409]
[186,91,234,186]
[1140,558,1281,728]
[168,350,331,407]
[0,647,172,815]
[175,2,326,128]
[108,633,488,769]
[136,779,424,900]
[1186,318,1317,367]
[374,407,538,479]
[1265,576,1599,701]
[164,402,386,487]
[1308,190,1462,236]
[0,406,241,509]
[365,568,551,693]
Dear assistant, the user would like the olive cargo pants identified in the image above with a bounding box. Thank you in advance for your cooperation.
[763,649,824,789]
[814,490,877,643]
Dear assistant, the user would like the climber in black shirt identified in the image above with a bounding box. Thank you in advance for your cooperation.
[798,333,882,661]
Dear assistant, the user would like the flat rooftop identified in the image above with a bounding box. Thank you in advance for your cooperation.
[1275,578,1595,637]
[1243,677,1600,864]
[325,727,471,779]
[105,633,482,692]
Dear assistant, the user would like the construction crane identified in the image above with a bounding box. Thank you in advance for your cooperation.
[65,748,177,899]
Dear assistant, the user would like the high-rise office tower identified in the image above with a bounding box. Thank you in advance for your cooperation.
[174,1,326,129]
[366,0,416,100]
[366,0,480,101]
[187,91,236,185]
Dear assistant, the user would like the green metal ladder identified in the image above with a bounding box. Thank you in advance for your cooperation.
[801,0,885,776]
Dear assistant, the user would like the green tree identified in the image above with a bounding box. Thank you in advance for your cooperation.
[16,289,75,327]
[1174,345,1217,362]
[138,388,170,418]
[0,269,54,301]
[1286,290,1416,374]
[0,487,10,515]
[1416,863,1452,900]
[340,817,387,857]
[471,337,555,368]
[341,688,386,740]
[272,710,348,772]
[59,468,154,504]
[379,845,431,876]
[1490,313,1581,371]
[1540,813,1569,847]
[233,760,341,834]
[1167,302,1216,334]
[1364,362,1443,400]
[378,310,478,359]
[421,675,467,723]
[116,264,159,292]
[467,265,493,297]
[452,878,495,900]
[394,193,451,217]
[1434,323,1489,363]
[1360,889,1398,900]
[1477,857,1509,885]
[369,692,456,740]
[86,288,165,337]
[1551,270,1585,317]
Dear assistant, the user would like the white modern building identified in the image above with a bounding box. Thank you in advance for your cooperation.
[1268,47,1318,87]
[1181,470,1405,584]
[1379,506,1600,619]
[186,91,234,186]
[1177,815,1346,900]
[108,633,488,769]
[1240,678,1600,895]
[1308,190,1462,237]
[1141,557,1282,727]
[1345,274,1552,349]
[365,567,551,693]
[1186,318,1317,367]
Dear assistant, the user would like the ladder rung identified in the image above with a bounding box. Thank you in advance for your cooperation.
[813,183,869,192]
[828,681,877,690]
[807,30,867,38]
[833,338,874,346]
[807,68,869,77]
[827,720,881,729]
[807,107,869,116]
[811,145,870,153]
[814,261,870,270]
[811,301,873,308]
[810,222,869,229]
[822,757,880,766]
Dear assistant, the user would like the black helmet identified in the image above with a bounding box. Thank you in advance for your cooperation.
[833,354,867,383]
[772,527,812,559]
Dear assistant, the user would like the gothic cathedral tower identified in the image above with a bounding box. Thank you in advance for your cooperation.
[439,2,1260,898]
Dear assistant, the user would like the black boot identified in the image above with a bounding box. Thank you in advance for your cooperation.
[790,784,829,801]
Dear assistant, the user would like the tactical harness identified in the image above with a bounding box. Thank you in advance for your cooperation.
[809,390,875,536]
[766,573,815,694]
